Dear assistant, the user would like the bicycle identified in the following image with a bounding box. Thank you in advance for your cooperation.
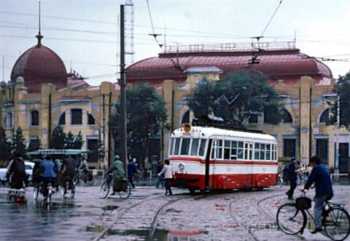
[100,172,131,199]
[276,191,350,241]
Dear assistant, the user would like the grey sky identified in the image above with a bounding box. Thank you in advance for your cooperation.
[0,0,349,85]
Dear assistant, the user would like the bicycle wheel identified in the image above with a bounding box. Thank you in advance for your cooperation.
[118,182,131,199]
[276,203,307,235]
[324,207,350,241]
[100,181,110,199]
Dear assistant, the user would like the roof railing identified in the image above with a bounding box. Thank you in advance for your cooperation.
[163,41,296,54]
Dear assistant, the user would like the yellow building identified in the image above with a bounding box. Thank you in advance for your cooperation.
[127,42,349,174]
[0,35,118,169]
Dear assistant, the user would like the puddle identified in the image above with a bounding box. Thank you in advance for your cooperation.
[102,205,119,211]
[107,228,207,241]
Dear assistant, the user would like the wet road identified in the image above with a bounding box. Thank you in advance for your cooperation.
[0,186,112,241]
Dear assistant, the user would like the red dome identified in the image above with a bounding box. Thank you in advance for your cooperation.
[127,48,333,83]
[11,44,67,92]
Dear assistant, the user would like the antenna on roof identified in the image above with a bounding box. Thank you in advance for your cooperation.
[36,0,43,47]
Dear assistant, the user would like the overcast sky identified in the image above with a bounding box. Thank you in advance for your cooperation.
[1,0,350,85]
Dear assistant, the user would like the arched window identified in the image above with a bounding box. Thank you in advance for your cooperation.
[31,110,39,126]
[181,110,190,124]
[320,108,336,125]
[71,109,82,125]
[88,113,95,125]
[281,109,293,123]
[59,112,66,125]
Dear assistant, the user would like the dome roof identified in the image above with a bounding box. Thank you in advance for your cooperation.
[11,44,67,92]
[127,48,333,84]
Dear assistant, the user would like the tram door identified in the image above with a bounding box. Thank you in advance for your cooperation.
[246,142,254,188]
[205,139,212,190]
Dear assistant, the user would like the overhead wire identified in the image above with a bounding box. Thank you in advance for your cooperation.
[260,0,284,37]
[145,0,162,48]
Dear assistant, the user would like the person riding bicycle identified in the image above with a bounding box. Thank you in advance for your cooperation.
[6,155,27,189]
[60,155,76,197]
[40,155,59,196]
[107,155,127,195]
[302,155,333,234]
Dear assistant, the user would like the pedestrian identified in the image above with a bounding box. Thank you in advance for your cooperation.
[60,155,76,197]
[127,158,137,188]
[285,158,297,200]
[110,155,126,194]
[6,155,26,189]
[158,159,173,196]
[302,155,333,234]
[155,161,164,188]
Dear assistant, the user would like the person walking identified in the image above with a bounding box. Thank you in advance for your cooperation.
[285,158,298,200]
[127,158,137,188]
[155,161,164,188]
[6,155,26,189]
[60,155,76,197]
[158,159,173,196]
[302,155,333,234]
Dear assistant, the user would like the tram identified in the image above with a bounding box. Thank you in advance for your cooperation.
[168,125,278,192]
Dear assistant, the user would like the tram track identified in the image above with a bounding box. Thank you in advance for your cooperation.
[92,192,164,241]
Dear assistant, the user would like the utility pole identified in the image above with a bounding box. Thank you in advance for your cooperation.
[119,4,128,171]
[48,93,52,148]
[107,91,112,168]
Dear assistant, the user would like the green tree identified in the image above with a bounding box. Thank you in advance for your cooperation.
[65,132,75,149]
[72,131,84,149]
[51,126,66,149]
[11,127,26,158]
[0,127,11,165]
[187,70,282,128]
[336,73,350,127]
[112,83,167,170]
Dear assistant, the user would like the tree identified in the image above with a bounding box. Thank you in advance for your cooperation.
[11,127,26,158]
[72,131,84,149]
[0,127,11,165]
[336,73,350,127]
[187,70,282,129]
[51,126,66,149]
[65,132,75,149]
[112,83,167,171]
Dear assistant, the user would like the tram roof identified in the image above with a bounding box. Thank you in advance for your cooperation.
[172,126,276,142]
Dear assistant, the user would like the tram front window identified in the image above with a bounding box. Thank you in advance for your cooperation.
[181,138,190,155]
[198,139,206,156]
[191,138,200,156]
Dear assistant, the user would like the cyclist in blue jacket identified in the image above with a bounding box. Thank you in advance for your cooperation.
[303,156,333,234]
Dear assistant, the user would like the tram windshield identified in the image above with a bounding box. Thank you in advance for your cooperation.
[169,137,207,157]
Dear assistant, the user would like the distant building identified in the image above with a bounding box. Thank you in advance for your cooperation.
[127,41,349,173]
[0,35,118,169]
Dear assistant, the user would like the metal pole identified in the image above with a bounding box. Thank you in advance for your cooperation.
[108,92,112,168]
[335,95,340,174]
[48,93,52,148]
[119,4,128,171]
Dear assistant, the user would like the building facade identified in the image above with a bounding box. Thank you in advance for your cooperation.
[127,41,350,174]
[0,36,118,169]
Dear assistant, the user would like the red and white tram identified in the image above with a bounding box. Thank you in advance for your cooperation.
[169,125,278,192]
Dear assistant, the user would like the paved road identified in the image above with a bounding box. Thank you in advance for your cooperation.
[0,186,117,241]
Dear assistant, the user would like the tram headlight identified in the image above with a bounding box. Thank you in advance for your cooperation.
[178,163,185,172]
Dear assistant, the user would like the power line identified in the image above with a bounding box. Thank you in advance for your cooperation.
[260,0,284,37]
[145,0,162,48]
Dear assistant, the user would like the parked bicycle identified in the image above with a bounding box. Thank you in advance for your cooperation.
[276,192,350,241]
[100,171,131,199]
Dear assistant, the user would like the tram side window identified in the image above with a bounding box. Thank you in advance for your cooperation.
[237,141,244,159]
[254,143,260,160]
[244,143,248,160]
[211,139,223,159]
[224,140,231,160]
[169,138,174,155]
[272,144,277,160]
[231,141,237,160]
[266,144,271,160]
[198,139,206,156]
[260,144,266,160]
[190,138,200,156]
[174,138,181,155]
[249,143,253,160]
[181,138,190,155]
